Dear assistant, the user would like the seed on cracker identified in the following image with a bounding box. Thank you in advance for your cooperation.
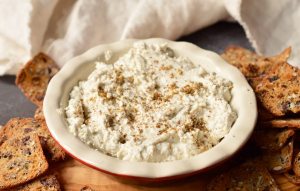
[221,46,291,78]
[252,129,294,151]
[255,61,300,116]
[15,53,59,106]
[1,118,65,161]
[207,160,280,191]
[0,135,48,189]
[262,139,293,173]
[12,174,61,191]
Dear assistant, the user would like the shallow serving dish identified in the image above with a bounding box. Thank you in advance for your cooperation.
[43,38,257,181]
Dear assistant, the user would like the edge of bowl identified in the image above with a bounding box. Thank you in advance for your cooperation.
[43,38,257,179]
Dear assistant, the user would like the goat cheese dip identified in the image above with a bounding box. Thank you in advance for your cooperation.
[65,42,237,162]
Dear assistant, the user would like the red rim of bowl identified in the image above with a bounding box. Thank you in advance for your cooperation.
[46,123,250,182]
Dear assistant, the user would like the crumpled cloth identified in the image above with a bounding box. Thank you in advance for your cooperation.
[0,0,299,75]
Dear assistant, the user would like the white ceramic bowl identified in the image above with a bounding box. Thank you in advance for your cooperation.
[44,38,257,180]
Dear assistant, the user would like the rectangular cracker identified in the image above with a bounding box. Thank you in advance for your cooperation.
[221,46,291,78]
[254,61,300,116]
[12,174,61,191]
[0,135,48,189]
[222,46,299,117]
[15,53,59,106]
[207,160,280,191]
[1,118,65,161]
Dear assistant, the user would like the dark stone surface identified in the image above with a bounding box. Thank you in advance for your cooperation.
[179,22,253,53]
[0,21,252,125]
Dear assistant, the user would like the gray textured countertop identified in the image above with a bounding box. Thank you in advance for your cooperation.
[0,22,252,125]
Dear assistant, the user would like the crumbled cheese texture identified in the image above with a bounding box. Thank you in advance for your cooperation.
[65,43,237,162]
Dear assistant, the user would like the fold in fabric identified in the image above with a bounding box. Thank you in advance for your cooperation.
[0,0,299,75]
[225,0,300,67]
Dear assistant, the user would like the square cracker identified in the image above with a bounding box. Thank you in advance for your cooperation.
[15,53,59,106]
[12,174,61,191]
[1,118,65,161]
[207,160,280,191]
[255,61,300,116]
[221,46,291,78]
[0,135,48,190]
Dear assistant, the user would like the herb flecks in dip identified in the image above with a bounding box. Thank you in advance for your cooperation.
[65,43,237,162]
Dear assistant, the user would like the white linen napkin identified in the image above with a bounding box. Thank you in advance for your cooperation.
[0,0,299,75]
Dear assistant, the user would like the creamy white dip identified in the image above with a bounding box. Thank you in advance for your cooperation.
[65,43,237,162]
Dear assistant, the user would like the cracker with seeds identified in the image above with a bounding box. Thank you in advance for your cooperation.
[255,61,300,116]
[12,174,61,191]
[1,118,65,161]
[38,119,66,161]
[262,139,293,173]
[264,119,300,129]
[221,46,291,78]
[207,160,280,191]
[15,53,59,106]
[0,135,48,189]
[252,129,294,151]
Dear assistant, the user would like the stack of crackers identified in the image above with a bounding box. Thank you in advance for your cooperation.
[0,54,65,190]
[208,46,300,190]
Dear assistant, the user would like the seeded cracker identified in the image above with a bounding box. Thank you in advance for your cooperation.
[255,61,300,116]
[0,118,65,161]
[262,139,293,173]
[221,46,291,78]
[252,129,294,151]
[207,160,280,191]
[0,135,48,189]
[264,119,300,129]
[15,53,59,106]
[12,174,61,191]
